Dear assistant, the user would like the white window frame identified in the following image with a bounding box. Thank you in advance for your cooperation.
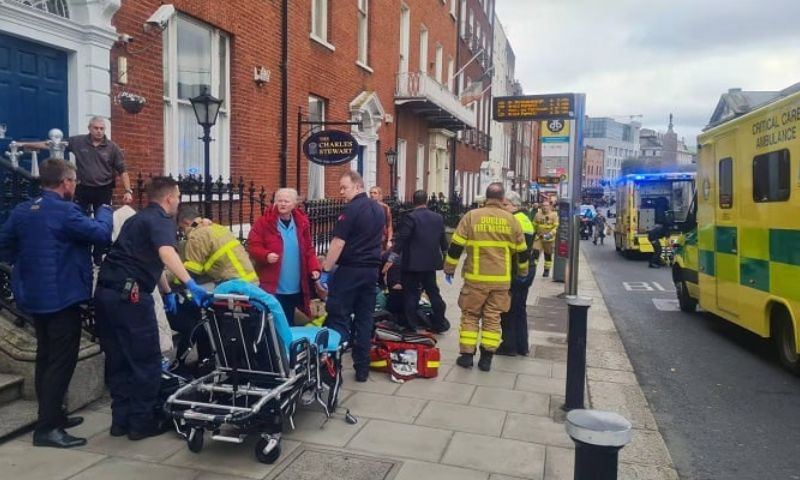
[460,0,466,37]
[308,95,327,199]
[450,0,457,18]
[311,0,332,48]
[419,25,429,74]
[397,139,407,201]
[434,44,443,84]
[416,143,425,190]
[163,15,231,179]
[357,0,369,67]
[447,56,455,92]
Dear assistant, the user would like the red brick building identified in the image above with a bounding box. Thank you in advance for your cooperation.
[583,146,605,188]
[109,0,398,201]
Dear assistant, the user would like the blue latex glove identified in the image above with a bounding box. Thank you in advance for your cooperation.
[163,292,177,315]
[186,279,209,307]
[445,273,453,285]
[319,271,330,291]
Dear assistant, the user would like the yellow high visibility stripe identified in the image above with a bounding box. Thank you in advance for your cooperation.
[481,337,501,348]
[204,239,240,271]
[445,255,460,265]
[225,250,257,282]
[465,240,516,248]
[451,233,468,245]
[459,330,479,338]
[514,241,528,252]
[464,272,511,282]
[427,361,440,368]
[460,338,478,346]
[369,360,388,368]
[185,261,204,274]
[481,331,501,340]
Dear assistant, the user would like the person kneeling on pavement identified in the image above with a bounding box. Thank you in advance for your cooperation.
[95,177,210,441]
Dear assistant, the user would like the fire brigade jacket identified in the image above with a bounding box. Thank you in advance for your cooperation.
[444,199,529,289]
[183,222,257,283]
[534,210,559,242]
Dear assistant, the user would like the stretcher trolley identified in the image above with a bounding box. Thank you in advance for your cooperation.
[164,285,354,464]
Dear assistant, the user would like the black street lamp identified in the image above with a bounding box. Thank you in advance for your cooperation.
[189,88,223,219]
[385,147,397,199]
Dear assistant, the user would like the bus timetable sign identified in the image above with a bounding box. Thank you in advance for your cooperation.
[493,94,575,122]
[303,130,358,166]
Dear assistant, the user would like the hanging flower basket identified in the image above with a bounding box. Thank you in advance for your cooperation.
[118,92,146,114]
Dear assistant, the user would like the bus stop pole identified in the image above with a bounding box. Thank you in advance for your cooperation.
[566,94,586,296]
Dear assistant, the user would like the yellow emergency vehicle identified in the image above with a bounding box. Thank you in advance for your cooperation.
[672,87,800,374]
[614,172,695,256]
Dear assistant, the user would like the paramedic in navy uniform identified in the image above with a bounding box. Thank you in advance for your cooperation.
[321,171,385,382]
[95,176,209,440]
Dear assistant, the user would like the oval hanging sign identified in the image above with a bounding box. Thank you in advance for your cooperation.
[303,130,358,166]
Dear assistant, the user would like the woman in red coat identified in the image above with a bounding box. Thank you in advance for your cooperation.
[247,188,321,323]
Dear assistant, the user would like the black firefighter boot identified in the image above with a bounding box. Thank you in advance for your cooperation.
[478,347,494,372]
[456,353,474,368]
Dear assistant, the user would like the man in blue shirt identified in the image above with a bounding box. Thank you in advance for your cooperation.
[0,159,112,448]
[321,171,384,382]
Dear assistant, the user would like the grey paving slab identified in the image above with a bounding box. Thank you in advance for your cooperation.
[442,432,545,479]
[515,374,566,396]
[395,378,476,404]
[282,410,366,447]
[544,446,574,480]
[0,440,106,480]
[587,382,659,431]
[337,375,401,395]
[586,349,634,372]
[445,365,517,388]
[490,356,553,377]
[620,428,674,468]
[69,457,197,480]
[347,419,452,463]
[502,413,574,449]
[269,447,397,480]
[619,462,680,480]
[469,386,550,416]
[489,476,528,480]
[194,473,254,480]
[586,329,627,353]
[164,435,299,479]
[394,460,489,480]
[550,362,567,380]
[414,401,506,436]
[80,430,185,462]
[341,391,427,423]
[67,409,113,439]
[587,367,639,385]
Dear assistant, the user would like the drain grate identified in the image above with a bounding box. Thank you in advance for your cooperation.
[271,449,398,480]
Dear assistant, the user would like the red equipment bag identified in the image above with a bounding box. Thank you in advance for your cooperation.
[369,340,441,382]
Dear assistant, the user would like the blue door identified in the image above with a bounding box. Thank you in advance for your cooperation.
[357,145,365,176]
[0,32,69,161]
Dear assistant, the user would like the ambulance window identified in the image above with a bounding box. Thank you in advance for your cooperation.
[719,157,733,209]
[753,149,790,202]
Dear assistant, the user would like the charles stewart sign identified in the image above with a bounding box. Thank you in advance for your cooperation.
[303,130,358,166]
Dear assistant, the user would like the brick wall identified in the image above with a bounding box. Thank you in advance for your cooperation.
[110,0,397,202]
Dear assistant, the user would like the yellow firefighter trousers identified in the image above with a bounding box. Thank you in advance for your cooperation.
[533,240,555,270]
[457,282,511,354]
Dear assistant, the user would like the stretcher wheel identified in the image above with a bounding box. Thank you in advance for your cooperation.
[255,436,281,464]
[187,428,204,453]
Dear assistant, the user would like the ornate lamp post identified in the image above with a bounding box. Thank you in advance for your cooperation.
[189,88,223,218]
[385,147,397,199]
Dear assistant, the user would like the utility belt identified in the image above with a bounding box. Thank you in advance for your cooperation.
[97,277,148,304]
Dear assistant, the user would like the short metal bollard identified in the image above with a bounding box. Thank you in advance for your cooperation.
[562,295,592,411]
[566,409,632,480]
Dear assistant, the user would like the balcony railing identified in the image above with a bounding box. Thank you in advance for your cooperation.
[396,72,476,129]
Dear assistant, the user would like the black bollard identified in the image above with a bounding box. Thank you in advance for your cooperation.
[566,409,632,480]
[563,295,592,411]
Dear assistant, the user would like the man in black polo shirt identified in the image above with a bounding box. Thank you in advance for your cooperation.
[24,117,133,210]
[321,171,384,382]
[95,177,209,441]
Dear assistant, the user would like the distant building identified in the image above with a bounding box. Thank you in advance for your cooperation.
[584,117,641,180]
[582,147,604,188]
[706,85,800,129]
[639,115,695,165]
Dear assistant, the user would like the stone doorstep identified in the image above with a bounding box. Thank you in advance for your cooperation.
[0,399,37,440]
[0,373,23,406]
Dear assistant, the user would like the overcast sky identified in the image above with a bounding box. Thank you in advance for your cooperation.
[494,0,800,144]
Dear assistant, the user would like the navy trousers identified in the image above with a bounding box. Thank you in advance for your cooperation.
[324,266,377,373]
[499,280,532,355]
[95,286,161,431]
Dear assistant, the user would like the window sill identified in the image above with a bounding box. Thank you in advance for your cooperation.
[310,34,336,52]
[356,61,373,73]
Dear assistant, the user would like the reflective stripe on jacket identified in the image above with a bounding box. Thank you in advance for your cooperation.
[534,211,559,241]
[184,223,256,283]
[443,199,528,288]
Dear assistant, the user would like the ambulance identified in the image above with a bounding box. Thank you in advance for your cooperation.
[614,172,696,256]
[672,86,800,374]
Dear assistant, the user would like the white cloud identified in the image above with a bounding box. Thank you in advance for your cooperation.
[495,0,800,143]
